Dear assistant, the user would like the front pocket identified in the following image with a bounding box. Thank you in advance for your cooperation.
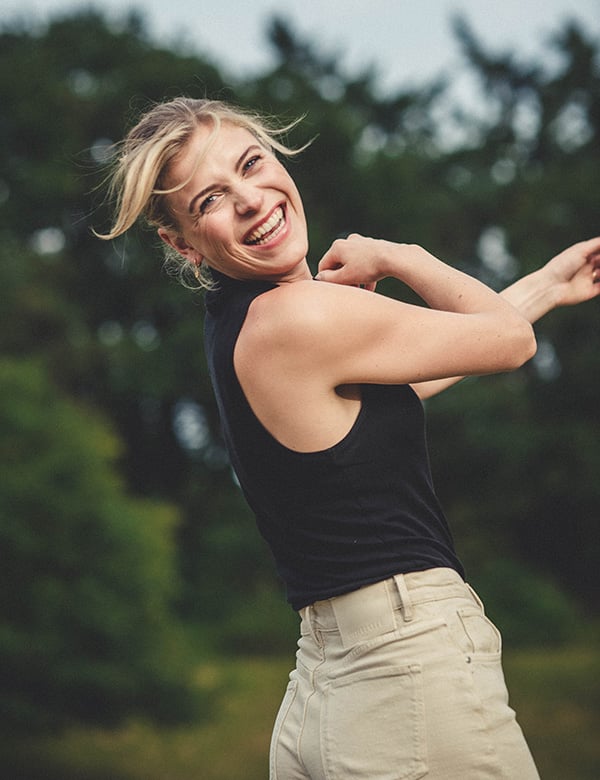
[456,607,502,656]
[322,664,428,780]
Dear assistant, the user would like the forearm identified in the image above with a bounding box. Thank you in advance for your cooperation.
[320,236,535,322]
[412,268,559,400]
[411,237,600,399]
[381,242,528,321]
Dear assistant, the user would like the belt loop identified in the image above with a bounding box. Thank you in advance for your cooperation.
[302,604,322,647]
[393,574,414,622]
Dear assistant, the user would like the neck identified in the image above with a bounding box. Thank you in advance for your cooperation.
[275,259,313,284]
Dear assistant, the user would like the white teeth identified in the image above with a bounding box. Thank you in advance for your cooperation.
[245,207,284,245]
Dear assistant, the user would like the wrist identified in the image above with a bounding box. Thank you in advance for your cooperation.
[529,266,563,310]
[502,267,561,323]
[378,241,428,280]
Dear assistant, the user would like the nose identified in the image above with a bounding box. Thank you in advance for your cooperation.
[234,182,263,215]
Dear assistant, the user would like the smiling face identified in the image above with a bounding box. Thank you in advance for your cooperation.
[158,121,311,283]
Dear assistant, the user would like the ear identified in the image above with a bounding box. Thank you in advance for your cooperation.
[158,229,203,264]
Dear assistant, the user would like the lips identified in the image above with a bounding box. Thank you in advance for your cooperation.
[243,206,286,246]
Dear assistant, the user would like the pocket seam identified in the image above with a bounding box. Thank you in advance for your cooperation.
[456,608,502,656]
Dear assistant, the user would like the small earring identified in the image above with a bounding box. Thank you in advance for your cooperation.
[192,263,202,282]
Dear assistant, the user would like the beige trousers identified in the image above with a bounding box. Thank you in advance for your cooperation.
[270,568,540,779]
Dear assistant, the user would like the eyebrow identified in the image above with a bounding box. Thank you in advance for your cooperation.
[187,144,261,214]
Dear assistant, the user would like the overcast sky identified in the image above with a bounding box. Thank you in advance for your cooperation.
[3,0,599,93]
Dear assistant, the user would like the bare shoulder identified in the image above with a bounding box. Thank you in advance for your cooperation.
[241,279,365,348]
[236,279,410,385]
[234,280,331,391]
[235,281,368,451]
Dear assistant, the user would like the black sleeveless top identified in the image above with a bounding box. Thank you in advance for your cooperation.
[204,272,464,610]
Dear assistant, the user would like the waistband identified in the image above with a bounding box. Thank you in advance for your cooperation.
[300,567,472,648]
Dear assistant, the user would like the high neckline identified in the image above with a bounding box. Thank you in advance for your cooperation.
[204,268,278,312]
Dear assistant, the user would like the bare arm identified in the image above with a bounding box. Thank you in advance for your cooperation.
[411,237,600,399]
[262,235,537,387]
[235,236,535,452]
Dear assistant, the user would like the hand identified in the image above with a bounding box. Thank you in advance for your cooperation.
[543,237,600,308]
[315,234,388,290]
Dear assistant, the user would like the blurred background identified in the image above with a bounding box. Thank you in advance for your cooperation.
[1,2,599,778]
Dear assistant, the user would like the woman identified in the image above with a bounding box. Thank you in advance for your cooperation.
[98,97,600,779]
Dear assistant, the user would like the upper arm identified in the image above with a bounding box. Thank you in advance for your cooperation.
[238,280,534,389]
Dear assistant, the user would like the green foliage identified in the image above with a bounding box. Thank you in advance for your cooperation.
[215,587,299,656]
[504,641,600,779]
[0,358,202,732]
[474,558,583,647]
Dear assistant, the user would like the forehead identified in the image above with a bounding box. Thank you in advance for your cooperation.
[173,121,261,182]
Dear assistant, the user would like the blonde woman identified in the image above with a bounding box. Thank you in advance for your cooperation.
[98,97,600,780]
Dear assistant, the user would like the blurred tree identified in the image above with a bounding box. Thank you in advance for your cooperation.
[0,356,202,733]
[0,11,253,625]
[0,9,228,492]
[424,16,600,609]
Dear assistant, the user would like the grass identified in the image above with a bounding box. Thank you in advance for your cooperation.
[1,657,291,780]
[504,644,600,779]
[1,644,598,779]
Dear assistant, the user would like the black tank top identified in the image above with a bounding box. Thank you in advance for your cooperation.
[204,272,464,610]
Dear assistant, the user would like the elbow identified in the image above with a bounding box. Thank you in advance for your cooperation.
[526,324,538,363]
[507,319,537,370]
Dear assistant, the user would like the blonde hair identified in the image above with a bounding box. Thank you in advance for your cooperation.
[95,97,306,287]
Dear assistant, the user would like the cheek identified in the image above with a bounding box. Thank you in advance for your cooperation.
[190,217,235,262]
[181,211,212,242]
[202,218,232,251]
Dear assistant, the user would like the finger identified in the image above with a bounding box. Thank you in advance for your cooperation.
[581,236,600,257]
[314,267,346,283]
[316,253,341,274]
[317,240,347,273]
[587,252,600,269]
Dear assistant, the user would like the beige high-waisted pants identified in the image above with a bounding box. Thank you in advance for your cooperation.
[270,567,540,779]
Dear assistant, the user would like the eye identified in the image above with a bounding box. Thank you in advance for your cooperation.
[243,154,262,172]
[199,193,219,214]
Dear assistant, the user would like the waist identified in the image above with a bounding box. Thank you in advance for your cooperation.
[300,567,470,648]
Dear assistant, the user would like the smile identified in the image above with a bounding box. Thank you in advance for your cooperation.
[244,206,286,246]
